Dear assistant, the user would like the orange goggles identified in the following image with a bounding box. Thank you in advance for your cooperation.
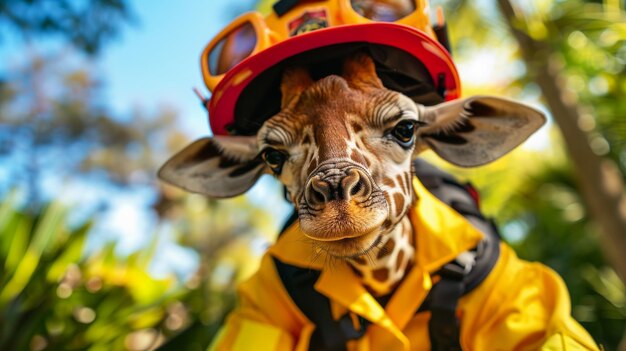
[201,0,435,92]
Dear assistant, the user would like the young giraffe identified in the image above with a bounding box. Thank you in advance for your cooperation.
[159,52,544,296]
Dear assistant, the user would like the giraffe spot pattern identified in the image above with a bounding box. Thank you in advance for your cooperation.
[351,122,363,133]
[396,250,405,272]
[373,268,389,282]
[377,237,395,259]
[393,192,405,217]
[396,174,406,193]
[382,177,396,188]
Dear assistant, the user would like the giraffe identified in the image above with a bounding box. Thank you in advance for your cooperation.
[158,52,545,297]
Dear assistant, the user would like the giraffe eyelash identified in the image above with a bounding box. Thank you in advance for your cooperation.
[381,112,405,126]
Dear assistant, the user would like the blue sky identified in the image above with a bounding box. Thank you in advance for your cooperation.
[0,1,257,134]
[97,0,258,136]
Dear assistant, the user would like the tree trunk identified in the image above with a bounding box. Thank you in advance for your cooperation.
[496,0,626,348]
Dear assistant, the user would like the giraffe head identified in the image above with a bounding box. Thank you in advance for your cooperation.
[159,53,545,259]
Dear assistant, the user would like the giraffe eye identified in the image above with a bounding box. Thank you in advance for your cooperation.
[261,148,288,173]
[391,120,417,147]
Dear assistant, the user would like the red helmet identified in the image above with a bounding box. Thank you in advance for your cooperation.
[200,0,460,136]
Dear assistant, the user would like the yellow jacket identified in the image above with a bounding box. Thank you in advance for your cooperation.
[209,178,599,351]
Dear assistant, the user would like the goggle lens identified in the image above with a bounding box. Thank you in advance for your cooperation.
[208,22,257,76]
[350,0,415,22]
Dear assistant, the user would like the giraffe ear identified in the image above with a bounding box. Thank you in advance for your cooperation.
[281,66,313,107]
[158,136,266,198]
[416,96,546,167]
[342,52,384,90]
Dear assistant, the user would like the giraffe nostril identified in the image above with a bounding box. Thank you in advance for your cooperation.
[350,180,363,197]
[305,167,374,207]
[305,176,332,208]
[343,168,373,201]
[312,188,326,204]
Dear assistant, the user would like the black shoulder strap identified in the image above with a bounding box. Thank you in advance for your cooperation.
[413,159,501,351]
[274,159,500,351]
[413,159,501,294]
[273,258,367,351]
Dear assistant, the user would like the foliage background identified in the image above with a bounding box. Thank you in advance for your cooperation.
[0,0,624,350]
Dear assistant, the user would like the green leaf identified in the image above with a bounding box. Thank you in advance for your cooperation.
[31,202,67,255]
[0,191,19,235]
[0,202,67,307]
[46,221,90,282]
[0,249,40,306]
[0,193,20,260]
[4,216,32,278]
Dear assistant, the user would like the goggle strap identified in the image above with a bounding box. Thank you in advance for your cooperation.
[193,87,210,111]
[436,6,445,27]
[273,0,301,17]
[432,6,452,54]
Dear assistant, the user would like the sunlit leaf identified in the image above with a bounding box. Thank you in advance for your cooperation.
[0,249,39,306]
[3,215,31,279]
[46,222,90,282]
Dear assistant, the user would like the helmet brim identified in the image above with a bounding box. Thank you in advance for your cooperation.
[208,23,460,136]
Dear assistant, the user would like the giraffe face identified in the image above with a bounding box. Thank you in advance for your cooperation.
[257,72,418,258]
[158,53,546,260]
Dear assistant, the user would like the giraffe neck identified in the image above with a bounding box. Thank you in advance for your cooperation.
[347,215,415,296]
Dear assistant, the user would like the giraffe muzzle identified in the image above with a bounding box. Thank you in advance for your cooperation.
[299,162,388,245]
[304,167,373,209]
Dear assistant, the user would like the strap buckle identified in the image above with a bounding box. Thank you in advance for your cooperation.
[439,250,476,281]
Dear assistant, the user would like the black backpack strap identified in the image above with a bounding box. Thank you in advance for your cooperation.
[414,159,501,351]
[273,257,368,351]
[428,263,465,351]
[417,216,500,351]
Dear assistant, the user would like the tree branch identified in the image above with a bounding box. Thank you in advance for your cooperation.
[497,0,626,285]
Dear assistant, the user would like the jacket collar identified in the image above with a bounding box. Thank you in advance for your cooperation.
[268,176,484,340]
